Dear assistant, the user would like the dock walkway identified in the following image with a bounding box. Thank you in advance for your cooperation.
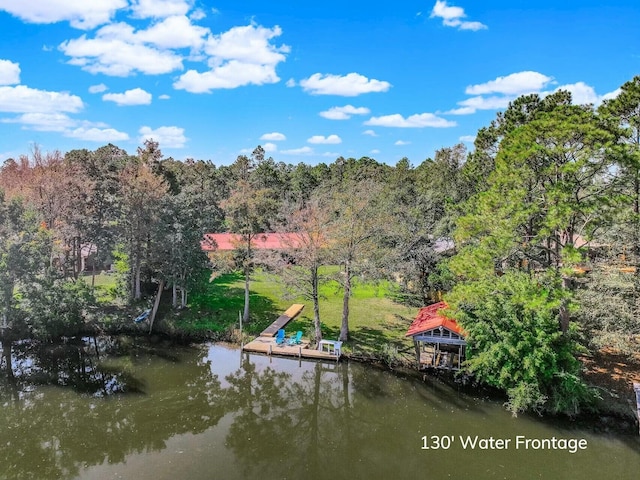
[260,304,305,337]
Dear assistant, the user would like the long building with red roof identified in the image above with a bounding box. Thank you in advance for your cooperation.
[202,232,303,251]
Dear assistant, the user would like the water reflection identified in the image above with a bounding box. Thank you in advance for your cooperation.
[0,340,638,480]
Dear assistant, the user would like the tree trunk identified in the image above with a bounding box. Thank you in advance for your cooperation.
[312,265,322,343]
[243,268,250,324]
[2,338,14,381]
[148,279,165,334]
[172,283,177,308]
[559,276,571,334]
[339,260,351,342]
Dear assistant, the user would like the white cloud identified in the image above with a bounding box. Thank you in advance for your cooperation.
[456,95,512,113]
[159,94,171,100]
[1,112,76,132]
[66,126,130,142]
[370,149,380,154]
[139,125,187,148]
[363,129,377,136]
[286,78,296,87]
[0,0,127,29]
[554,82,622,106]
[174,24,289,93]
[135,15,209,49]
[0,85,83,113]
[60,31,184,76]
[263,142,277,152]
[281,146,313,155]
[103,88,152,106]
[365,113,456,128]
[394,140,411,146]
[88,83,108,93]
[307,134,342,145]
[466,71,554,96]
[320,104,370,120]
[0,59,20,85]
[130,0,191,19]
[459,135,476,142]
[430,1,487,31]
[300,73,391,96]
[444,106,476,115]
[260,132,286,141]
[190,8,206,20]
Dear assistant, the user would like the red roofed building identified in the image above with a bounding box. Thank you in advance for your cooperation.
[202,233,303,251]
[406,301,466,370]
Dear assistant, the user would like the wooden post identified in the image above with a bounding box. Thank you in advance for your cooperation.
[148,279,165,334]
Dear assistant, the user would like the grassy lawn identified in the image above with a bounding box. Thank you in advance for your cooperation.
[181,267,419,355]
[90,267,419,356]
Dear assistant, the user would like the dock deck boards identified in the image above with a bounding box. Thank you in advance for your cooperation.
[260,304,305,337]
[243,335,341,361]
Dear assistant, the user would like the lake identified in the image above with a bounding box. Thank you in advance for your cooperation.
[1,337,639,479]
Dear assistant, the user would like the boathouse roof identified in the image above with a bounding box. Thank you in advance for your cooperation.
[405,302,465,338]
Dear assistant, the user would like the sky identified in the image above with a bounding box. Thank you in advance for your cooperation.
[0,0,638,166]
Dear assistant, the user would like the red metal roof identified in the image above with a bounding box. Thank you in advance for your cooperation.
[405,301,465,337]
[202,233,302,251]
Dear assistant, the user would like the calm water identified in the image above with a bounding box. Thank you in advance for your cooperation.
[0,337,639,480]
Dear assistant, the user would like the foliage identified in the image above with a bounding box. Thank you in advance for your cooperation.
[447,271,596,415]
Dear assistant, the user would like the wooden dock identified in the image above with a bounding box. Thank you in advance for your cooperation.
[260,304,305,337]
[243,335,341,361]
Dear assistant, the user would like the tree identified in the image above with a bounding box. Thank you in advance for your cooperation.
[276,198,331,343]
[324,178,386,341]
[119,159,168,300]
[0,192,49,377]
[222,149,278,324]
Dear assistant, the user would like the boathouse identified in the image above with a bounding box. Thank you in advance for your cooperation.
[406,302,466,370]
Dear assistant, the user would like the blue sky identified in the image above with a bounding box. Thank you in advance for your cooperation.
[0,1,638,166]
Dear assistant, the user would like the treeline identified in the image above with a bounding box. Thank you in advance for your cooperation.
[2,76,640,415]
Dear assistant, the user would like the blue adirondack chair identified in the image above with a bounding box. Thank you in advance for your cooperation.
[287,331,303,345]
[275,329,286,345]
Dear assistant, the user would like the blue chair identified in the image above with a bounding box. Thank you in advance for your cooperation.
[287,331,303,345]
[275,329,286,345]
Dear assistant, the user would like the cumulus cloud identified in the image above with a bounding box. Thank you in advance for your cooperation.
[174,24,289,93]
[430,1,487,31]
[394,140,411,145]
[362,129,377,136]
[131,0,191,19]
[139,125,187,148]
[1,112,76,132]
[159,94,171,100]
[370,149,381,154]
[319,105,370,120]
[365,113,456,128]
[307,134,342,144]
[0,59,20,85]
[263,142,277,152]
[260,132,286,141]
[466,71,554,96]
[0,85,83,113]
[300,73,391,96]
[60,31,184,76]
[555,82,621,106]
[281,146,313,155]
[89,83,108,93]
[66,126,130,142]
[459,135,476,142]
[103,88,152,106]
[0,0,127,29]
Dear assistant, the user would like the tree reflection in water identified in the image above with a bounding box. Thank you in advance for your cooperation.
[0,337,227,480]
[223,355,361,478]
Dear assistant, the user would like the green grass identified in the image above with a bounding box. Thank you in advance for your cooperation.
[179,267,419,355]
